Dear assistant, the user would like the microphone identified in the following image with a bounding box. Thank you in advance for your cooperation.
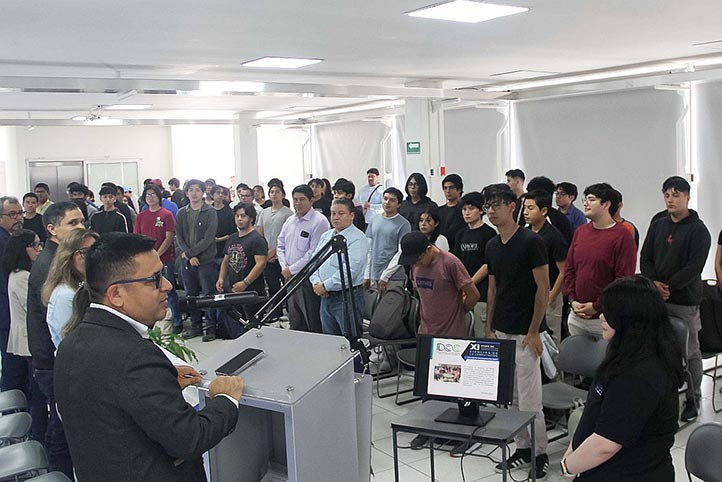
[178,291,267,310]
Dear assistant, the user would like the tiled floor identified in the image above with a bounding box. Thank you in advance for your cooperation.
[186,334,722,482]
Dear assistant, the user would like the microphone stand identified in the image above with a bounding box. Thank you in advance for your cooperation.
[250,234,370,368]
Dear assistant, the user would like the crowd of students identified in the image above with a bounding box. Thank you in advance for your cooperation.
[0,166,720,480]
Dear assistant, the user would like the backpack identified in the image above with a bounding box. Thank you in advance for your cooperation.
[367,286,414,340]
[699,280,722,352]
[216,308,244,340]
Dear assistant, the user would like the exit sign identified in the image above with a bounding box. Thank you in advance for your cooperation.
[406,141,421,154]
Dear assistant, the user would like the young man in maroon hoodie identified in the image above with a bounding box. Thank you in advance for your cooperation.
[564,183,636,337]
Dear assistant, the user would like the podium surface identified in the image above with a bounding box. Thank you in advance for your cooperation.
[196,326,371,482]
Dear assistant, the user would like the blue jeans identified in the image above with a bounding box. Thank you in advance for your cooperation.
[181,261,218,331]
[320,287,364,337]
[34,367,74,478]
[163,261,182,328]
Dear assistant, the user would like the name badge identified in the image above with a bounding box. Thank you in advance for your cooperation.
[300,230,310,238]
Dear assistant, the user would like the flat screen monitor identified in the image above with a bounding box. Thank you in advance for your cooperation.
[414,335,516,427]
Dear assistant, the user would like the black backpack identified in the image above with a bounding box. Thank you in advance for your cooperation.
[699,280,722,352]
[368,286,417,340]
[216,309,244,340]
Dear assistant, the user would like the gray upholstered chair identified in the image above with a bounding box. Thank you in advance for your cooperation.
[0,390,27,415]
[0,412,32,447]
[686,422,722,482]
[0,440,48,481]
[542,335,608,441]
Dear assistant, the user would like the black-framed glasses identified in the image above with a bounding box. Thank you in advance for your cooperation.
[27,241,43,250]
[73,247,90,258]
[482,201,508,213]
[0,210,25,218]
[108,270,164,289]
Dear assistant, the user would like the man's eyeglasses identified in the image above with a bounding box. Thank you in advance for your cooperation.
[482,201,508,213]
[554,191,568,198]
[0,211,25,218]
[108,270,165,290]
[74,247,90,258]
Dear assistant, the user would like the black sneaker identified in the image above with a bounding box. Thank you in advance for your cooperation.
[181,329,202,340]
[410,435,428,450]
[202,329,217,342]
[681,400,698,422]
[495,448,531,473]
[531,454,548,480]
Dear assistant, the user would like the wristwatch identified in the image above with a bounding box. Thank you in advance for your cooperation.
[560,457,578,478]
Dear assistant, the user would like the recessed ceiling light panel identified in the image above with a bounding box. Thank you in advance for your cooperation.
[241,57,323,69]
[407,0,528,24]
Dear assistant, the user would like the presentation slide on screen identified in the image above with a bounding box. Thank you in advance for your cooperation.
[427,338,500,401]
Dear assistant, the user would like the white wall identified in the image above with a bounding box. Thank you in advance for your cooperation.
[312,120,390,193]
[693,81,722,278]
[443,107,508,198]
[257,126,308,189]
[23,125,172,192]
[0,127,25,196]
[513,88,686,269]
[171,125,234,187]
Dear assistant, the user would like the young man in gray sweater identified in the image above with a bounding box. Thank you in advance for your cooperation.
[176,179,219,341]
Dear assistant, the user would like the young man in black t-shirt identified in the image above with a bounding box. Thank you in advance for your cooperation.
[216,203,268,323]
[438,174,466,246]
[452,191,497,337]
[524,190,568,345]
[483,184,550,479]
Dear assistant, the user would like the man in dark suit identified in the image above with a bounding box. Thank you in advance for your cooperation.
[55,233,243,482]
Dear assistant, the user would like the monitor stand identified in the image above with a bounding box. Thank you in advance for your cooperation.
[435,401,495,427]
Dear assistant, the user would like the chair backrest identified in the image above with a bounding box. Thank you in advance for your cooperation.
[25,472,74,482]
[685,422,722,482]
[0,440,49,479]
[0,389,27,415]
[465,311,475,338]
[669,315,689,361]
[557,335,608,378]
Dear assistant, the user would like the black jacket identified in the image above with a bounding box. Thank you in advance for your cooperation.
[55,307,238,482]
[27,239,58,369]
[640,210,711,305]
[90,209,129,234]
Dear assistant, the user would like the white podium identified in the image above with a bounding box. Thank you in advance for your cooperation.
[196,326,372,482]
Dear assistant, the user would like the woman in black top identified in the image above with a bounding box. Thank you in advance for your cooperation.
[561,276,683,481]
[398,172,437,231]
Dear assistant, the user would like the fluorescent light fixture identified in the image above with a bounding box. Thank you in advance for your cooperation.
[84,117,123,126]
[27,125,36,131]
[105,104,152,110]
[71,115,87,121]
[277,100,405,120]
[192,81,266,96]
[241,57,323,69]
[484,62,686,92]
[406,1,528,24]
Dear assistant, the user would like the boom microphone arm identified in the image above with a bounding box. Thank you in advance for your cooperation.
[251,234,369,367]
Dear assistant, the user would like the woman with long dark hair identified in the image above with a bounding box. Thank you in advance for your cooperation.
[398,172,438,231]
[2,229,44,440]
[3,230,42,360]
[560,275,683,481]
[418,205,449,251]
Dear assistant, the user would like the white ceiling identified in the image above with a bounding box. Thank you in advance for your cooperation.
[2,0,722,123]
